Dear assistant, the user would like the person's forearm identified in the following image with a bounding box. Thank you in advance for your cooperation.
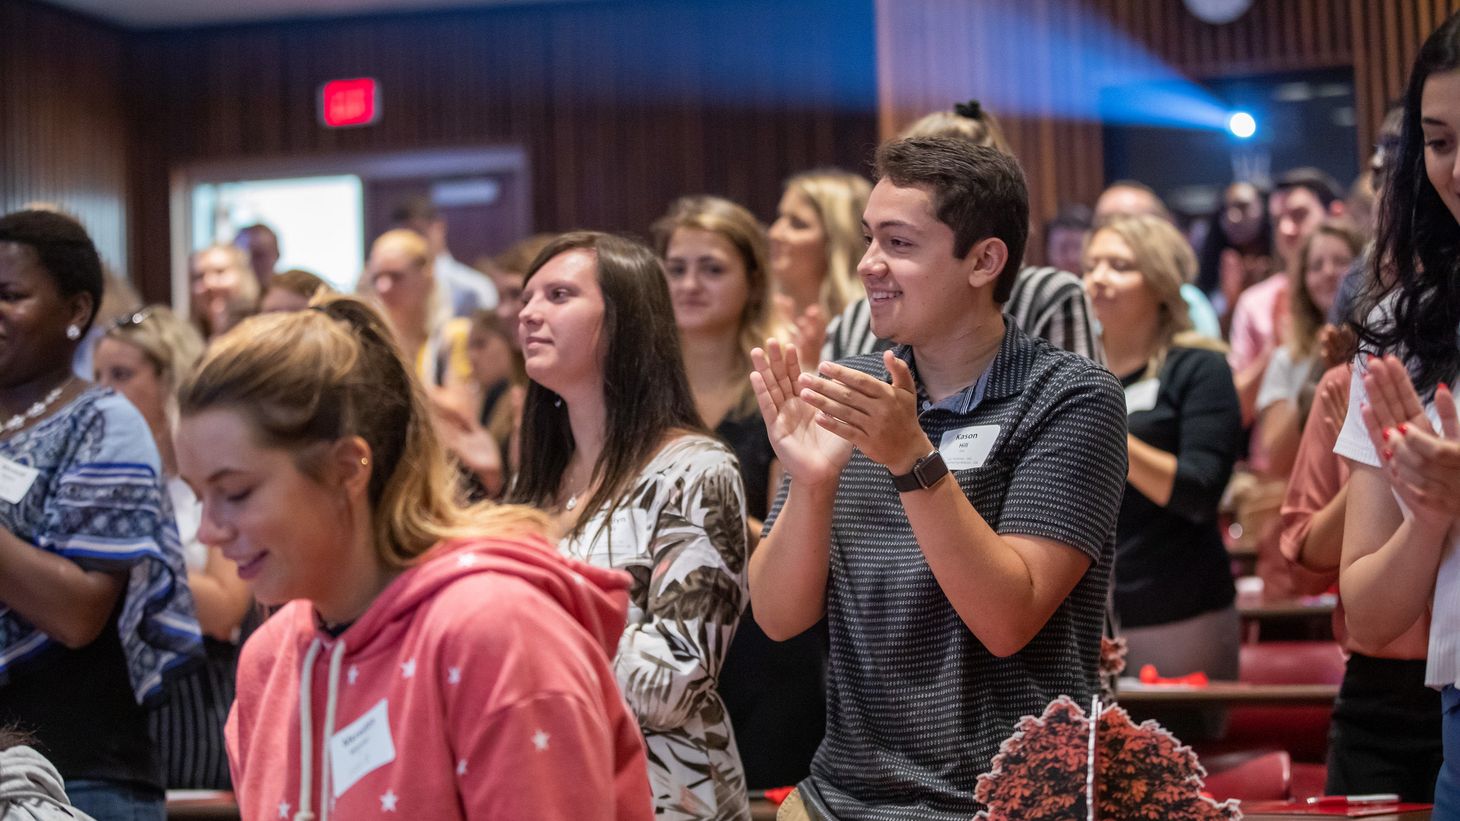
[1126,434,1177,507]
[1341,513,1447,649]
[901,479,1089,657]
[1259,401,1301,478]
[1294,483,1348,572]
[0,529,124,648]
[189,551,253,642]
[749,480,834,640]
[1236,349,1273,426]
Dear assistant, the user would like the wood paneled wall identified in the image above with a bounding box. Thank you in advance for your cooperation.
[126,0,879,301]
[1,1,130,272]
[877,0,1460,263]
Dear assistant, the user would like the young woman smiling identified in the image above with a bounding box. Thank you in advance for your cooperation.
[1339,11,1460,810]
[176,296,652,820]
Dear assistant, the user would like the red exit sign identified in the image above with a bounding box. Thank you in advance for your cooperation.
[319,78,380,128]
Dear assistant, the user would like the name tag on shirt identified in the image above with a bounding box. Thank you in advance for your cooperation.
[0,457,39,505]
[331,698,396,798]
[939,424,999,470]
[1124,379,1160,414]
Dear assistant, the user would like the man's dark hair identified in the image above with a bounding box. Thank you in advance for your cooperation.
[390,195,439,226]
[873,137,1029,303]
[0,209,103,333]
[1274,167,1344,209]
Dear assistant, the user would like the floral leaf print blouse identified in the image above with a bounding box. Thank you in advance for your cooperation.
[559,434,751,820]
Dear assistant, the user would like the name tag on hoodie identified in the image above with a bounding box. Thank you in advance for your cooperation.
[331,698,396,798]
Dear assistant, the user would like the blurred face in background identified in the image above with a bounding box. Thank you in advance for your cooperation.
[190,247,253,336]
[664,227,749,338]
[1303,232,1355,317]
[768,188,827,302]
[1269,186,1328,265]
[466,323,514,388]
[367,241,433,329]
[94,336,165,433]
[1046,226,1087,275]
[1083,228,1161,334]
[1221,182,1265,246]
[491,269,526,349]
[236,227,280,287]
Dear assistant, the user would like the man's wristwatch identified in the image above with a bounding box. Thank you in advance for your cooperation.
[890,449,949,492]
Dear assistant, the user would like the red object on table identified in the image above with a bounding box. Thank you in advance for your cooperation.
[1240,799,1432,816]
[1138,664,1210,686]
[763,787,795,806]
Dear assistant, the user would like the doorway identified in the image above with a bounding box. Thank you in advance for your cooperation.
[172,146,530,310]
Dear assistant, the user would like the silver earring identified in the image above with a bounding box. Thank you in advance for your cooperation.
[65,325,81,341]
[553,396,563,408]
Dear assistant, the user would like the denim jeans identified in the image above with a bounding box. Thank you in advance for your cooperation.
[1436,685,1460,819]
[65,779,165,821]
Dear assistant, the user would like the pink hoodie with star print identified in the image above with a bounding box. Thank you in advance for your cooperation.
[225,536,653,821]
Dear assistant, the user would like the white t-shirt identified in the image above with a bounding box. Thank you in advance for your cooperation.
[1255,345,1312,414]
[1335,360,1460,688]
[166,475,208,573]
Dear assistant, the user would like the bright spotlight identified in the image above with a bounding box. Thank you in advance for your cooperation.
[1227,111,1257,139]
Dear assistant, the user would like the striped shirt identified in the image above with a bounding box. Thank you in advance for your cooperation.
[768,322,1128,819]
[822,265,1103,365]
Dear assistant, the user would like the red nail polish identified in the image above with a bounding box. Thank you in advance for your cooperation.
[1399,423,1409,435]
[1383,428,1391,442]
[1383,448,1393,461]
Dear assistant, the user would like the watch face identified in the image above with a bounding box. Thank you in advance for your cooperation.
[1182,0,1253,24]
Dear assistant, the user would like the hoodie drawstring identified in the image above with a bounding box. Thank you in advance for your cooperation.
[293,637,348,821]
[318,639,347,821]
[294,639,322,821]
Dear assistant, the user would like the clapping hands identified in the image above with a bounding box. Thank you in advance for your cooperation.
[1360,355,1460,524]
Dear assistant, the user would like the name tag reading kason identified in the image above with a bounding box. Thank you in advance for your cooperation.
[939,425,1000,470]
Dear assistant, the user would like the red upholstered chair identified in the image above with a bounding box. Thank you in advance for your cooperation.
[1214,641,1344,764]
[1201,749,1292,802]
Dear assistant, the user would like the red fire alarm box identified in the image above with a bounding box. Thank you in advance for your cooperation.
[319,78,380,128]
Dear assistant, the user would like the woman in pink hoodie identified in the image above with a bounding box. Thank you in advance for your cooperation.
[173,296,653,821]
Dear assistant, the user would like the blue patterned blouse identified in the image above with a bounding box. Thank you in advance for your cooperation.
[0,387,202,703]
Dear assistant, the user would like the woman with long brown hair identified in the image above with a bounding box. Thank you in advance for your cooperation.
[510,232,750,819]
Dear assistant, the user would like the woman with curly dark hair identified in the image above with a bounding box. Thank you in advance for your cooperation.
[1338,10,1460,811]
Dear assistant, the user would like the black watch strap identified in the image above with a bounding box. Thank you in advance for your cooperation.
[890,449,949,492]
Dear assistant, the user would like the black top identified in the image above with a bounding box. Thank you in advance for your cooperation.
[766,323,1129,820]
[714,403,776,522]
[715,399,827,790]
[0,609,160,789]
[1114,346,1242,629]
